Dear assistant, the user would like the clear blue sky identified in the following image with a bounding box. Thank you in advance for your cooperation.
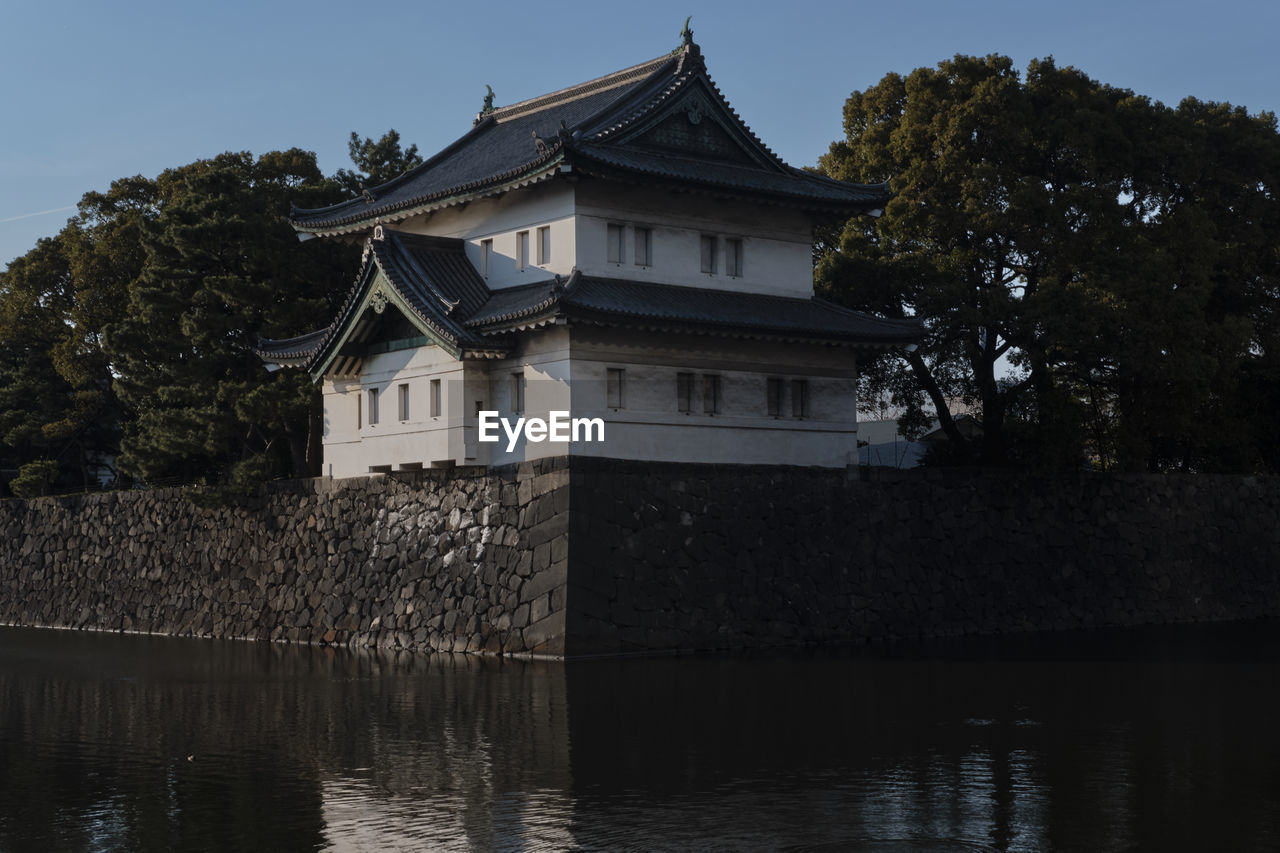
[3,0,1278,269]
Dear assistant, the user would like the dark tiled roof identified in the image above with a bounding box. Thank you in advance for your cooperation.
[254,230,508,374]
[466,273,920,346]
[290,44,887,233]
[572,145,889,209]
[291,54,679,233]
[373,230,490,324]
[253,327,329,366]
[464,280,562,328]
[257,228,918,376]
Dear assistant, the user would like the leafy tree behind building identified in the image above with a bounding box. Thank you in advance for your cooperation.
[0,138,413,495]
[819,55,1280,472]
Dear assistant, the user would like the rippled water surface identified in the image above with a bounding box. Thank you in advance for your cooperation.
[1,621,1278,851]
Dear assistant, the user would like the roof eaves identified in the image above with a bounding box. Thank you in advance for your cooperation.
[305,257,381,377]
[291,150,567,235]
[291,116,498,222]
[567,149,888,213]
[562,311,914,348]
[254,327,331,364]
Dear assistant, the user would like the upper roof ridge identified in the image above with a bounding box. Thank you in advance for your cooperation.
[289,41,888,235]
[487,52,678,123]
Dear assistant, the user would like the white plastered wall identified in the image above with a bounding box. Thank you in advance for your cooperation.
[322,344,467,477]
[396,181,576,289]
[394,179,817,298]
[324,324,862,474]
[573,182,815,297]
[556,326,861,467]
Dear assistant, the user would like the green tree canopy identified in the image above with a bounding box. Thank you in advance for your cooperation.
[2,134,416,497]
[819,55,1280,472]
[333,129,423,197]
[103,149,357,489]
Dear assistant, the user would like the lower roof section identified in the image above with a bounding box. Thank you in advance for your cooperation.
[255,229,919,379]
[465,272,920,347]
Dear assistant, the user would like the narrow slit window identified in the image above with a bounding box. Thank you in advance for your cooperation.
[516,230,529,270]
[607,223,624,264]
[537,225,551,264]
[703,374,721,414]
[767,378,784,417]
[367,387,380,425]
[607,368,624,408]
[634,227,652,266]
[725,238,743,277]
[511,372,525,414]
[398,383,409,421]
[791,379,810,418]
[677,372,693,413]
[430,379,441,417]
[356,391,362,429]
[481,238,493,277]
[700,234,717,274]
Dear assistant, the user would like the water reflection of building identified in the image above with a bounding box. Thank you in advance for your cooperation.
[4,625,1280,849]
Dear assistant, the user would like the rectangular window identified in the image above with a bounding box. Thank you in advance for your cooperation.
[725,238,743,277]
[430,379,441,417]
[517,230,530,270]
[607,368,624,408]
[703,374,721,414]
[367,387,380,425]
[767,378,784,417]
[511,372,525,414]
[481,238,493,277]
[634,227,652,266]
[398,383,409,421]
[357,391,362,429]
[700,234,717,274]
[677,372,693,413]
[791,379,810,418]
[537,225,551,264]
[607,223,624,264]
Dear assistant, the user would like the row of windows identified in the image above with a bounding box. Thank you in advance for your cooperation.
[605,224,744,276]
[358,374,530,428]
[359,380,444,427]
[606,369,810,417]
[356,370,809,427]
[479,227,552,277]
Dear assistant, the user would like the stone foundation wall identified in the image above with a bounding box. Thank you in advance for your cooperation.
[0,460,570,656]
[2,458,1278,657]
[565,460,1280,655]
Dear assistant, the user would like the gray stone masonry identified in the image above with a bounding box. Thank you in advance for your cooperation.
[2,457,1278,657]
[0,459,570,657]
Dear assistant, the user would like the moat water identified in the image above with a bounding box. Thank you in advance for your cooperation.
[0,620,1277,852]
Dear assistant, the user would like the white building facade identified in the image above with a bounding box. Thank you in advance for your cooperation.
[259,39,917,477]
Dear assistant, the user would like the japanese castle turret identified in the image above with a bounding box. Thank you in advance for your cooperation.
[257,37,918,476]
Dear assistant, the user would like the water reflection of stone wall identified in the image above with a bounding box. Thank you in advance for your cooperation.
[565,460,1280,654]
[0,459,570,656]
[2,457,1279,656]
[0,628,572,852]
